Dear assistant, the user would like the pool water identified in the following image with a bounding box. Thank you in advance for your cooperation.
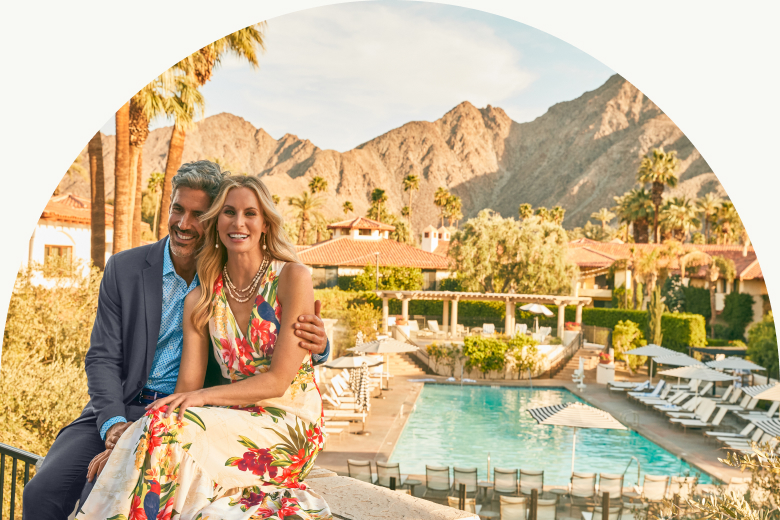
[390,384,712,486]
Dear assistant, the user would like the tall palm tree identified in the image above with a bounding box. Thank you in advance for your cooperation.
[309,176,328,195]
[696,192,722,243]
[550,206,566,226]
[534,207,550,222]
[342,200,353,216]
[434,187,450,226]
[87,132,106,269]
[402,174,419,225]
[159,24,266,237]
[713,201,740,245]
[591,208,615,230]
[518,203,533,220]
[637,147,680,243]
[660,197,700,242]
[444,194,463,227]
[371,188,388,223]
[401,206,410,219]
[147,172,164,240]
[286,191,324,245]
[113,100,131,253]
[614,188,654,243]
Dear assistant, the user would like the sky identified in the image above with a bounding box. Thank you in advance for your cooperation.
[101,1,615,152]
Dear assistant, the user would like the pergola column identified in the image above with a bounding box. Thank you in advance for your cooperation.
[451,299,459,337]
[557,302,566,339]
[382,297,389,333]
[442,299,450,335]
[401,299,409,321]
[575,303,583,324]
[504,300,512,336]
[509,302,516,335]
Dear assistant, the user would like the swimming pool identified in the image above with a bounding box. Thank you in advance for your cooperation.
[389,384,713,486]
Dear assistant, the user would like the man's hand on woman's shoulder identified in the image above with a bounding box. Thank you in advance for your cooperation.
[295,299,328,355]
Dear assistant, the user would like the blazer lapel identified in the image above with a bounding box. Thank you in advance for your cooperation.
[142,239,166,375]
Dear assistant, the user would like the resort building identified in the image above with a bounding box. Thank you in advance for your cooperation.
[297,217,452,290]
[28,193,114,280]
[567,238,768,325]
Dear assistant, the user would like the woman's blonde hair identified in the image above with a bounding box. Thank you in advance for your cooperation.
[192,174,300,333]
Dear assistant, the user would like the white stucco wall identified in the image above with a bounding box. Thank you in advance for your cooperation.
[28,221,113,285]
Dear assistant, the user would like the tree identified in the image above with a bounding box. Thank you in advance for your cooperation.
[534,207,549,222]
[550,206,565,226]
[660,196,700,242]
[401,206,410,218]
[146,172,164,239]
[637,147,679,243]
[342,200,353,216]
[272,194,280,205]
[696,192,722,243]
[350,265,423,291]
[444,194,463,226]
[402,174,419,225]
[309,176,328,195]
[159,24,266,238]
[113,100,132,253]
[518,203,533,220]
[434,187,450,226]
[746,312,778,379]
[707,255,737,337]
[448,210,576,294]
[590,208,615,231]
[614,187,653,243]
[370,188,387,223]
[87,132,106,269]
[647,286,665,347]
[286,191,324,245]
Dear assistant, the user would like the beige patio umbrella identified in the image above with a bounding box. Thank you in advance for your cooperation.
[653,354,701,367]
[755,384,780,402]
[528,402,627,474]
[623,344,679,380]
[706,357,766,371]
[349,338,419,392]
[659,365,738,393]
[519,303,554,332]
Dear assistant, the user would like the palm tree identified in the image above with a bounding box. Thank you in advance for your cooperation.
[402,174,420,225]
[696,192,722,243]
[434,187,450,226]
[272,194,280,205]
[660,197,700,242]
[342,200,353,216]
[591,208,615,230]
[713,201,740,245]
[614,188,654,243]
[444,194,463,227]
[550,206,566,226]
[286,191,324,245]
[637,147,680,243]
[534,207,550,222]
[159,24,266,238]
[401,206,410,219]
[518,203,533,220]
[371,188,388,223]
[147,172,164,240]
[87,131,106,269]
[309,176,328,195]
[113,100,131,253]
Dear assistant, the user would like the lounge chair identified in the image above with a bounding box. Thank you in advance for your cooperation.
[719,394,758,412]
[519,469,544,496]
[703,422,756,441]
[608,380,649,394]
[493,468,519,499]
[667,398,715,420]
[536,497,558,520]
[499,496,526,520]
[452,467,478,497]
[639,390,685,407]
[582,505,623,520]
[446,496,477,513]
[735,400,780,421]
[659,396,701,415]
[376,461,409,489]
[632,474,669,506]
[514,323,528,337]
[424,465,451,498]
[672,406,728,433]
[667,476,698,501]
[598,473,624,502]
[347,459,376,484]
[628,380,665,400]
[482,323,496,336]
[427,320,445,337]
[570,471,597,509]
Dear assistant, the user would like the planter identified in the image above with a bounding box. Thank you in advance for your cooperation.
[596,363,615,385]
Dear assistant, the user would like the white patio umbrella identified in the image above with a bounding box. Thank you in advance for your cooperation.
[322,356,383,369]
[349,338,420,391]
[741,384,778,398]
[653,354,701,367]
[622,344,679,380]
[659,365,738,393]
[755,384,780,402]
[706,357,766,371]
[527,402,627,474]
[519,303,554,332]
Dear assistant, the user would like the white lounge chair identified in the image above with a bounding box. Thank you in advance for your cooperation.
[482,323,496,336]
[514,323,528,337]
[704,422,756,441]
[629,380,666,400]
[672,405,727,433]
[735,400,780,421]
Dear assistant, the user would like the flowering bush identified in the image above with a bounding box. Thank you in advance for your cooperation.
[598,352,611,364]
[565,321,581,331]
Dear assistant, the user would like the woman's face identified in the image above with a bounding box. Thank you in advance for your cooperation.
[217,187,269,255]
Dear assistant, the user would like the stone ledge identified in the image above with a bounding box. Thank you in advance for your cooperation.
[306,470,477,520]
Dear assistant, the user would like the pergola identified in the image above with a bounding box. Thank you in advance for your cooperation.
[375,290,593,338]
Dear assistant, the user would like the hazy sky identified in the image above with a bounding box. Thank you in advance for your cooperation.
[101,1,615,152]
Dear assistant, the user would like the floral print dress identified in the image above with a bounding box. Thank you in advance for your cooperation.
[77,260,331,520]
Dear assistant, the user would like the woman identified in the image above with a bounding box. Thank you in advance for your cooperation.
[78,175,330,520]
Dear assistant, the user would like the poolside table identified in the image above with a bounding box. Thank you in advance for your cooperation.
[477,480,493,501]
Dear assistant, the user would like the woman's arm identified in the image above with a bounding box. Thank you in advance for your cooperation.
[173,287,209,393]
[150,263,314,419]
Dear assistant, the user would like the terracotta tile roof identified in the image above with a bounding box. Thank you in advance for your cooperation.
[567,241,762,280]
[739,259,763,281]
[566,246,619,268]
[41,193,114,227]
[432,240,450,257]
[298,237,451,270]
[327,217,395,232]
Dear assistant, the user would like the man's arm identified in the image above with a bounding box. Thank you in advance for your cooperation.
[295,299,330,365]
[84,257,128,438]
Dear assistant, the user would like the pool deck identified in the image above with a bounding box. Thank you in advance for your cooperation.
[317,372,746,486]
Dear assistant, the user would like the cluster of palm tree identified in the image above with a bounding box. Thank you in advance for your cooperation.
[518,203,566,225]
[86,24,267,266]
[286,176,329,245]
[433,187,463,227]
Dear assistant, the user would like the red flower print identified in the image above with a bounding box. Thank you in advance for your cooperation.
[277,496,300,519]
[213,276,224,294]
[275,302,283,321]
[255,294,266,307]
[236,336,254,359]
[220,338,236,368]
[253,506,276,518]
[239,490,266,509]
[306,425,324,445]
[231,448,278,477]
[238,357,256,376]
[128,495,146,520]
[157,497,174,520]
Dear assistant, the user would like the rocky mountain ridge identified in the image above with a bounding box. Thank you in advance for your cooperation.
[61,74,725,229]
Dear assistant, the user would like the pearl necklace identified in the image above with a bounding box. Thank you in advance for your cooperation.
[222,255,270,303]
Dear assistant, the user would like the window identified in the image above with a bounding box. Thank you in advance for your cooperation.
[359,229,372,236]
[44,245,73,267]
[312,267,338,289]
[424,232,430,238]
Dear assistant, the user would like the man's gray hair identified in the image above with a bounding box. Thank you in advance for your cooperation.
[171,160,227,201]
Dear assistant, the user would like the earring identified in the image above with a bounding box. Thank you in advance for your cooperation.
[215,230,219,249]
[262,233,267,250]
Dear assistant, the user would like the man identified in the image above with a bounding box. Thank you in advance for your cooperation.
[23,161,330,520]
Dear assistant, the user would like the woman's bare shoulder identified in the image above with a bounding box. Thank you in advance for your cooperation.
[277,263,312,295]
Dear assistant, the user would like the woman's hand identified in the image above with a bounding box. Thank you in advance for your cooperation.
[146,389,208,421]
[87,449,113,482]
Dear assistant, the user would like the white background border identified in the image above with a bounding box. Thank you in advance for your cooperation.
[0,0,778,363]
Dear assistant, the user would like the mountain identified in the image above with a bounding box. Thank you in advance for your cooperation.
[61,74,725,229]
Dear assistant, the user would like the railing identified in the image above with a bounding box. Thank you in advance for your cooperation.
[1,442,43,519]
[547,331,583,378]
[581,325,612,349]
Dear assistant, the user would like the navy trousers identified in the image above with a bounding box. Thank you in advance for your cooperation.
[22,404,147,520]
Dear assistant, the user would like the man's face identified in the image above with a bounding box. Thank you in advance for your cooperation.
[167,187,211,258]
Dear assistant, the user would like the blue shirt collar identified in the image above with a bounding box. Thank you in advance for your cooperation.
[163,237,200,286]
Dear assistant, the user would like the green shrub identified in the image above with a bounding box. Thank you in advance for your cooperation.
[337,275,356,291]
[612,285,633,310]
[662,275,685,313]
[705,338,746,347]
[722,292,755,340]
[612,320,647,371]
[511,343,542,374]
[349,264,423,291]
[462,336,509,374]
[746,312,778,379]
[440,277,463,291]
[683,286,711,321]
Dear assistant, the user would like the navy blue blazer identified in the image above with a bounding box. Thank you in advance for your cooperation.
[78,238,329,433]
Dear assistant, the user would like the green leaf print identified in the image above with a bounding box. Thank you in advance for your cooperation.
[182,442,192,450]
[106,515,128,520]
[183,410,207,430]
[238,435,259,450]
[225,457,242,466]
